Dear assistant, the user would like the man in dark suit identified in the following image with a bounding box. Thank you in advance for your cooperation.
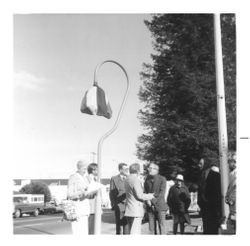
[144,163,168,234]
[204,165,222,234]
[109,163,129,234]
[197,158,211,234]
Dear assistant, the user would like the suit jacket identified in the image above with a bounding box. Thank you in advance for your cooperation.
[197,167,210,210]
[144,174,168,211]
[205,167,222,215]
[109,175,126,211]
[124,174,153,218]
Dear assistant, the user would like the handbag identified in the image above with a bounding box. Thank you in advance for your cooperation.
[61,199,78,222]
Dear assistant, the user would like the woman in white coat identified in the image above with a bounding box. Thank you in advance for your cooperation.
[67,160,94,235]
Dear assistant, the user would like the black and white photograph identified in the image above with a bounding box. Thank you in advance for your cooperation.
[11,12,238,236]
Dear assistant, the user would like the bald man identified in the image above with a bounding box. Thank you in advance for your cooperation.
[144,163,168,234]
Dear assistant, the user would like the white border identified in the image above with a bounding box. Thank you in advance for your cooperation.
[1,1,249,246]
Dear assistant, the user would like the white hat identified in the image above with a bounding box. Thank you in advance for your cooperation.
[176,174,184,181]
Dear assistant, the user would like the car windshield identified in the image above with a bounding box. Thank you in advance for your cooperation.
[13,197,27,203]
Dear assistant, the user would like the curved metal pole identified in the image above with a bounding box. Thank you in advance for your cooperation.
[94,60,130,234]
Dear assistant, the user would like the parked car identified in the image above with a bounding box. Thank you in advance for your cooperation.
[13,194,45,218]
[43,203,64,214]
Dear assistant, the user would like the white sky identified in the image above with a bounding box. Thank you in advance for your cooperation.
[13,14,154,179]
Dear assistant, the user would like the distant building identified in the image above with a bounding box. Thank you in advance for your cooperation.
[13,178,111,206]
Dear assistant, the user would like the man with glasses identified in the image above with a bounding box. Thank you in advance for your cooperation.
[144,163,168,234]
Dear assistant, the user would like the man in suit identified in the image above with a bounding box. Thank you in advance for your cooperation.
[144,163,168,234]
[109,163,129,234]
[204,165,222,234]
[124,163,154,234]
[197,158,211,234]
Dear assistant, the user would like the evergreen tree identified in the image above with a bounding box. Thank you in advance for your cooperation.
[137,14,236,182]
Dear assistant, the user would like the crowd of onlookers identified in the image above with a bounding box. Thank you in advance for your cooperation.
[66,152,236,235]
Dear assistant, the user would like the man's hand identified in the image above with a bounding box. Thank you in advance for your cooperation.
[147,193,155,200]
[87,193,96,199]
[79,193,87,201]
[146,200,152,207]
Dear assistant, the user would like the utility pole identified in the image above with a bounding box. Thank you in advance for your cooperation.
[214,13,230,225]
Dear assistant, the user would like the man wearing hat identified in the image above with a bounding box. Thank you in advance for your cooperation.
[167,174,191,234]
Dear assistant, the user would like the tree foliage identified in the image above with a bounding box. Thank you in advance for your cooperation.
[137,14,236,182]
[20,181,52,202]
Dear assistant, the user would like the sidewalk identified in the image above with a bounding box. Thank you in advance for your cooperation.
[101,209,203,235]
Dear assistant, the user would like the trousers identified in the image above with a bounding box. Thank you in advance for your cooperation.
[71,215,88,235]
[126,216,143,234]
[114,208,129,234]
[148,210,167,234]
[88,214,95,234]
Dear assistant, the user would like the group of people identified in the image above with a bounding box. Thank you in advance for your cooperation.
[197,153,236,234]
[67,153,236,235]
[110,162,191,235]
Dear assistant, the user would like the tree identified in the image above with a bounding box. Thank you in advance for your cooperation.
[20,181,52,203]
[137,14,236,183]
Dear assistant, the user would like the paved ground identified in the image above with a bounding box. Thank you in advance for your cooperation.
[13,214,71,234]
[13,210,202,235]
